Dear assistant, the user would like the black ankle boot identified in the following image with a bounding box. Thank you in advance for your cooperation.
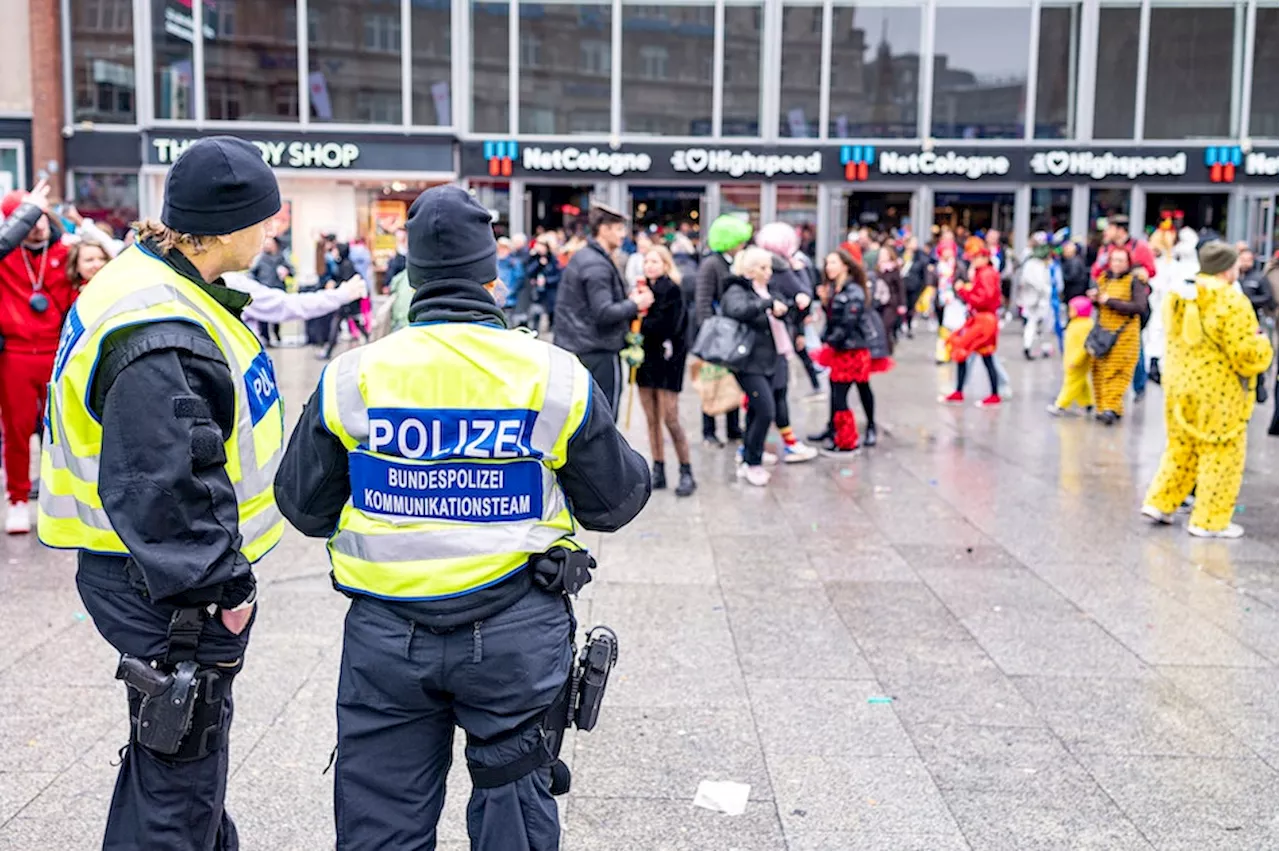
[863,423,878,447]
[652,461,667,489]
[675,463,696,497]
[808,424,834,443]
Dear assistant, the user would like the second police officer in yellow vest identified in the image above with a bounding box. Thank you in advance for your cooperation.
[274,185,651,850]
[39,136,285,849]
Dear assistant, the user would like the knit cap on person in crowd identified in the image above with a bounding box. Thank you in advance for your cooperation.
[1198,241,1238,276]
[162,136,280,235]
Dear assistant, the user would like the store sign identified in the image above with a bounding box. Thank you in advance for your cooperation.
[151,137,362,169]
[1030,150,1187,180]
[1245,151,1279,176]
[878,150,1011,180]
[670,148,822,178]
[522,146,652,177]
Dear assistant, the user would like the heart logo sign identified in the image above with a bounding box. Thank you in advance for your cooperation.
[1045,151,1070,175]
[684,149,709,173]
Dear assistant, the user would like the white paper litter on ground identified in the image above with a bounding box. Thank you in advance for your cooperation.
[692,780,751,816]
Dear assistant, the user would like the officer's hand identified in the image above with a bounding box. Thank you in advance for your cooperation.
[220,604,254,635]
[338,276,367,303]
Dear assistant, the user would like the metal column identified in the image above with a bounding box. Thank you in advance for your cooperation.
[912,187,933,240]
[816,184,833,258]
[1013,185,1032,256]
[508,179,527,236]
[1130,186,1146,231]
[704,183,722,229]
[1070,185,1090,245]
[760,183,778,225]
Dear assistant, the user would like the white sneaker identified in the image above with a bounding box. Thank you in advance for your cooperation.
[743,465,771,487]
[1188,523,1244,539]
[1141,505,1175,525]
[735,448,779,466]
[6,502,30,535]
[782,442,818,463]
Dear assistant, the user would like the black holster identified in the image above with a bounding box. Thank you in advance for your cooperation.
[531,546,595,596]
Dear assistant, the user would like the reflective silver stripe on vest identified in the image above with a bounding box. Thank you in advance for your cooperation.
[330,520,569,564]
[333,351,369,443]
[39,483,281,552]
[529,347,578,462]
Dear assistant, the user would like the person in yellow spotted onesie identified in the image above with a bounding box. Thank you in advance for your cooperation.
[1089,248,1147,425]
[1047,295,1095,415]
[1141,242,1274,539]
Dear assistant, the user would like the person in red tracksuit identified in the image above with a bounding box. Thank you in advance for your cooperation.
[0,181,76,533]
[942,245,1003,407]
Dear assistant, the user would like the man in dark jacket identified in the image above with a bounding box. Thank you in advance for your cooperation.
[248,235,293,345]
[273,185,650,849]
[1059,240,1090,304]
[693,214,754,445]
[554,203,653,417]
[46,136,278,850]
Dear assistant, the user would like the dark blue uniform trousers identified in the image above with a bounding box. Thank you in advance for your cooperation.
[335,587,573,851]
[76,558,253,851]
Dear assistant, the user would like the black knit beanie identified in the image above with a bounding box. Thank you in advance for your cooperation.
[406,185,498,286]
[162,136,281,236]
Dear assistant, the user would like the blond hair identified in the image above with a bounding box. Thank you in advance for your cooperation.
[645,245,681,285]
[131,218,213,256]
[733,246,773,278]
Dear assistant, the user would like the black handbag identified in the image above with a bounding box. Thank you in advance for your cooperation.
[692,314,754,370]
[1085,317,1133,358]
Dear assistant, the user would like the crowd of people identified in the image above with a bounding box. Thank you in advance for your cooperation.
[0,176,1275,536]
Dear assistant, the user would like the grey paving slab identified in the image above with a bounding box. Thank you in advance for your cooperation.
[1014,674,1257,758]
[570,704,772,801]
[748,679,916,760]
[783,830,971,851]
[723,586,874,680]
[768,755,964,840]
[894,544,1026,572]
[942,790,1157,851]
[0,771,55,825]
[1158,665,1280,768]
[1077,753,1280,851]
[827,581,970,644]
[804,540,919,583]
[565,798,786,851]
[593,538,719,585]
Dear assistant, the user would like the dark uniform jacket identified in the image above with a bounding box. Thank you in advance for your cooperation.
[273,276,652,629]
[553,240,638,355]
[78,240,257,612]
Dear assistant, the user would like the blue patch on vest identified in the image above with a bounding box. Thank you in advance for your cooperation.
[53,303,84,382]
[244,351,280,425]
[365,408,539,460]
[349,454,544,522]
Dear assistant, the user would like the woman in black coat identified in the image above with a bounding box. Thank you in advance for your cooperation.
[321,242,369,359]
[634,246,695,496]
[719,247,794,486]
[525,237,563,329]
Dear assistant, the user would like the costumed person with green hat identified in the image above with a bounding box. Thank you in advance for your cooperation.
[1141,241,1273,538]
[693,214,754,446]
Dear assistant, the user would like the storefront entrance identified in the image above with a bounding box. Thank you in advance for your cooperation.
[934,192,1015,237]
[1244,193,1278,259]
[630,186,705,237]
[527,184,594,235]
[1145,192,1230,237]
[846,191,912,234]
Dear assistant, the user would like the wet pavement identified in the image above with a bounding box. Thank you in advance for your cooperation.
[0,326,1276,850]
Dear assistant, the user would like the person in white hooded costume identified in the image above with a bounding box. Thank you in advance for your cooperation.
[1146,227,1199,384]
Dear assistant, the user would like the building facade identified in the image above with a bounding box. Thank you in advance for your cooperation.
[15,0,1280,272]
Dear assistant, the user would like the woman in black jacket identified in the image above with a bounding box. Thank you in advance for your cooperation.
[635,246,695,496]
[525,237,563,330]
[321,242,369,359]
[811,249,892,454]
[720,248,792,486]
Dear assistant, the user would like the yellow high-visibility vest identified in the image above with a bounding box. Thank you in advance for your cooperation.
[320,322,591,601]
[37,244,285,562]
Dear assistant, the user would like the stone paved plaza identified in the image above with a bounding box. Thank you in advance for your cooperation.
[0,329,1276,850]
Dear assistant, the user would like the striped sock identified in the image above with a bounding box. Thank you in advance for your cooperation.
[779,426,798,446]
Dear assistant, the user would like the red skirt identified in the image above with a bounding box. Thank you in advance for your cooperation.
[948,312,999,362]
[815,346,894,383]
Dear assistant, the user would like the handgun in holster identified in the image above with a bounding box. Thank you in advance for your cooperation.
[116,655,201,755]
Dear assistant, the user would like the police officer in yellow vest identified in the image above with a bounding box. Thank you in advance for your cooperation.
[274,185,650,850]
[39,136,285,850]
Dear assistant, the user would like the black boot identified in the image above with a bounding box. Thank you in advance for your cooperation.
[1148,357,1161,386]
[807,424,834,443]
[675,463,696,497]
[863,423,878,447]
[652,461,667,490]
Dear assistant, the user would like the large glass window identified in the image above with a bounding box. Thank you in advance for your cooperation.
[1034,4,1080,138]
[828,5,920,138]
[206,1,298,121]
[1145,5,1237,139]
[780,3,823,137]
[520,1,611,134]
[472,1,511,133]
[152,0,195,120]
[1092,6,1139,138]
[622,2,713,135]
[722,1,763,135]
[1250,7,1279,137]
[412,0,453,125]
[307,0,402,124]
[73,172,139,239]
[931,5,1031,138]
[70,0,136,123]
